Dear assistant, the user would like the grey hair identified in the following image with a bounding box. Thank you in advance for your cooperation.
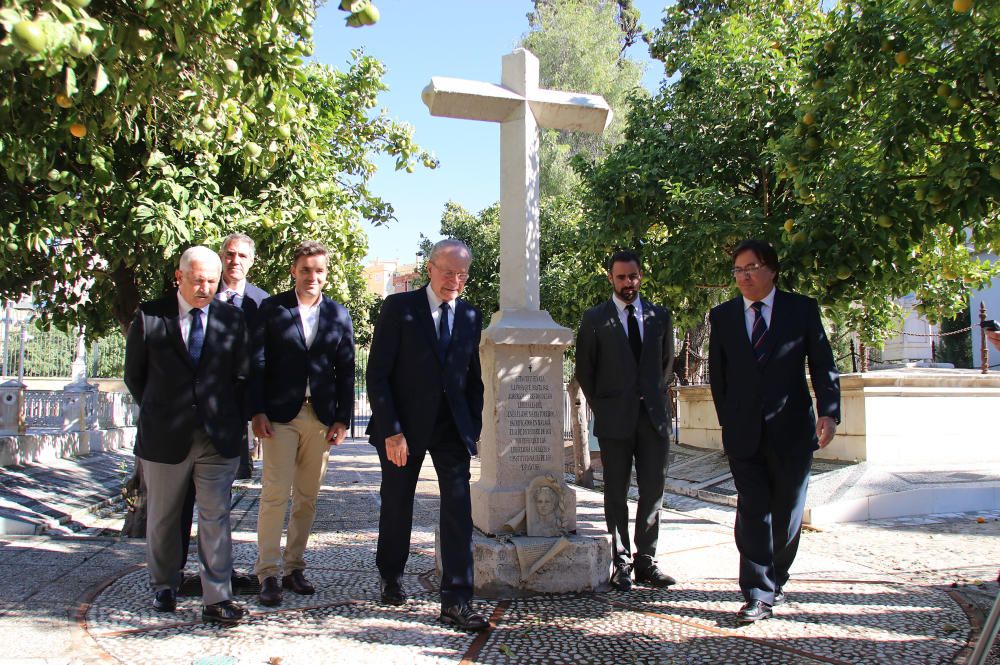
[429,238,472,263]
[179,245,222,275]
[220,232,255,259]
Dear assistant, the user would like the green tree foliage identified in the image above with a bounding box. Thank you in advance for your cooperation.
[579,0,998,343]
[524,0,647,198]
[0,0,431,336]
[776,0,999,333]
[579,0,825,333]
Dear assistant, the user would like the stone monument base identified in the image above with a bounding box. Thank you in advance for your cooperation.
[437,528,612,597]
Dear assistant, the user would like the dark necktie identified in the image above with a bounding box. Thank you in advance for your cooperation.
[751,301,768,362]
[188,308,204,363]
[228,291,242,308]
[626,303,642,363]
[438,301,451,360]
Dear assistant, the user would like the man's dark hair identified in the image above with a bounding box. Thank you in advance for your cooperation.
[607,250,642,273]
[732,239,779,277]
[293,240,328,265]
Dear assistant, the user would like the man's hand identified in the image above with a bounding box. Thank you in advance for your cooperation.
[816,416,837,448]
[986,329,1000,353]
[252,413,273,439]
[385,432,408,467]
[327,421,347,446]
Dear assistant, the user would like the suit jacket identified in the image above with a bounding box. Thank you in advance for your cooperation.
[366,288,484,455]
[217,281,269,417]
[124,292,250,463]
[708,289,841,459]
[216,281,269,327]
[575,298,675,439]
[251,289,355,427]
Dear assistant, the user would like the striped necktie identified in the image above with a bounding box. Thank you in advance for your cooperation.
[751,301,767,363]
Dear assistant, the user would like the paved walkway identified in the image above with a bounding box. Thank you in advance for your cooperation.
[1,440,999,664]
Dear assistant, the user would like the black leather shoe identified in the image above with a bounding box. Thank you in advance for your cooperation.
[258,576,282,606]
[635,565,677,588]
[610,563,633,591]
[177,574,202,596]
[231,572,261,595]
[153,588,176,612]
[202,600,245,625]
[380,578,406,606]
[439,603,488,632]
[736,599,773,624]
[282,569,315,595]
[773,587,786,606]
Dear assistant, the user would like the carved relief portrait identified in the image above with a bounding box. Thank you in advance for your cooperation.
[526,474,568,537]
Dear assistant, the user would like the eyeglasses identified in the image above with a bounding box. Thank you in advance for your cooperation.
[732,264,765,278]
[430,261,470,282]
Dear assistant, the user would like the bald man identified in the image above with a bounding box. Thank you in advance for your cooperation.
[124,246,249,625]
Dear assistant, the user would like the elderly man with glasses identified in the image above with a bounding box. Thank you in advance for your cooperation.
[708,239,840,625]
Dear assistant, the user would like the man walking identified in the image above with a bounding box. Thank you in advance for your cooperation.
[251,241,355,606]
[576,250,677,592]
[708,239,840,624]
[124,245,247,625]
[366,239,486,631]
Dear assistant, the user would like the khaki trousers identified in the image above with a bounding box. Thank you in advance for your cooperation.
[254,402,330,580]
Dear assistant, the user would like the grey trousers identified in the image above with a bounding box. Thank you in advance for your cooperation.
[143,429,239,605]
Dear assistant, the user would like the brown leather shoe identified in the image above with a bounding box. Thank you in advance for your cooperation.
[258,576,282,606]
[282,569,315,595]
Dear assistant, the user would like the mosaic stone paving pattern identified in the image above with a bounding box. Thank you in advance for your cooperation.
[85,537,972,665]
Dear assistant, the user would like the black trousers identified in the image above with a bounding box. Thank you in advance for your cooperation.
[727,438,812,605]
[597,404,670,570]
[375,409,473,609]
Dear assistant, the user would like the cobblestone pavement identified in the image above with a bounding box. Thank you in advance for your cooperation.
[1,439,998,664]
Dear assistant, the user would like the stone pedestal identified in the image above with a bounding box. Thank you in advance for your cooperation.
[466,531,612,597]
[471,309,576,535]
[467,309,611,594]
[0,381,25,436]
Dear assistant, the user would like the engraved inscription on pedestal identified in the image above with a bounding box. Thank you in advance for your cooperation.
[501,357,556,475]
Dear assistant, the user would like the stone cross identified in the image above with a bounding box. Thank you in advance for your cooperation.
[421,48,612,311]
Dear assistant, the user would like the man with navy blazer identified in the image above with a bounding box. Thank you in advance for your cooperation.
[576,250,677,592]
[124,245,247,625]
[366,239,487,632]
[251,241,354,606]
[176,233,269,597]
[708,239,840,624]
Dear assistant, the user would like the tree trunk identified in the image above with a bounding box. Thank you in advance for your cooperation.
[677,315,711,384]
[113,258,146,537]
[568,377,593,488]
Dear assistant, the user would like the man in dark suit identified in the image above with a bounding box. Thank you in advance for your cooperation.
[177,233,269,597]
[217,232,270,479]
[708,239,840,624]
[124,245,247,625]
[576,250,677,592]
[366,238,486,631]
[251,241,354,606]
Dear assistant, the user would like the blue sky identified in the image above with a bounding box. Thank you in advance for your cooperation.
[312,1,672,263]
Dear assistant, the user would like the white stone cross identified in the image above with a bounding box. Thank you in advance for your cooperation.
[421,48,612,312]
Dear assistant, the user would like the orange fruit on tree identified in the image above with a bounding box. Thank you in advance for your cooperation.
[70,123,87,138]
[953,0,972,12]
[55,94,73,109]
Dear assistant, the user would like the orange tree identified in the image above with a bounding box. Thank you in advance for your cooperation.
[577,0,826,334]
[579,0,998,344]
[775,0,999,335]
[0,0,427,337]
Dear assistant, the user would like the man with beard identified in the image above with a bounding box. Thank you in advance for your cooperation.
[575,250,676,592]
